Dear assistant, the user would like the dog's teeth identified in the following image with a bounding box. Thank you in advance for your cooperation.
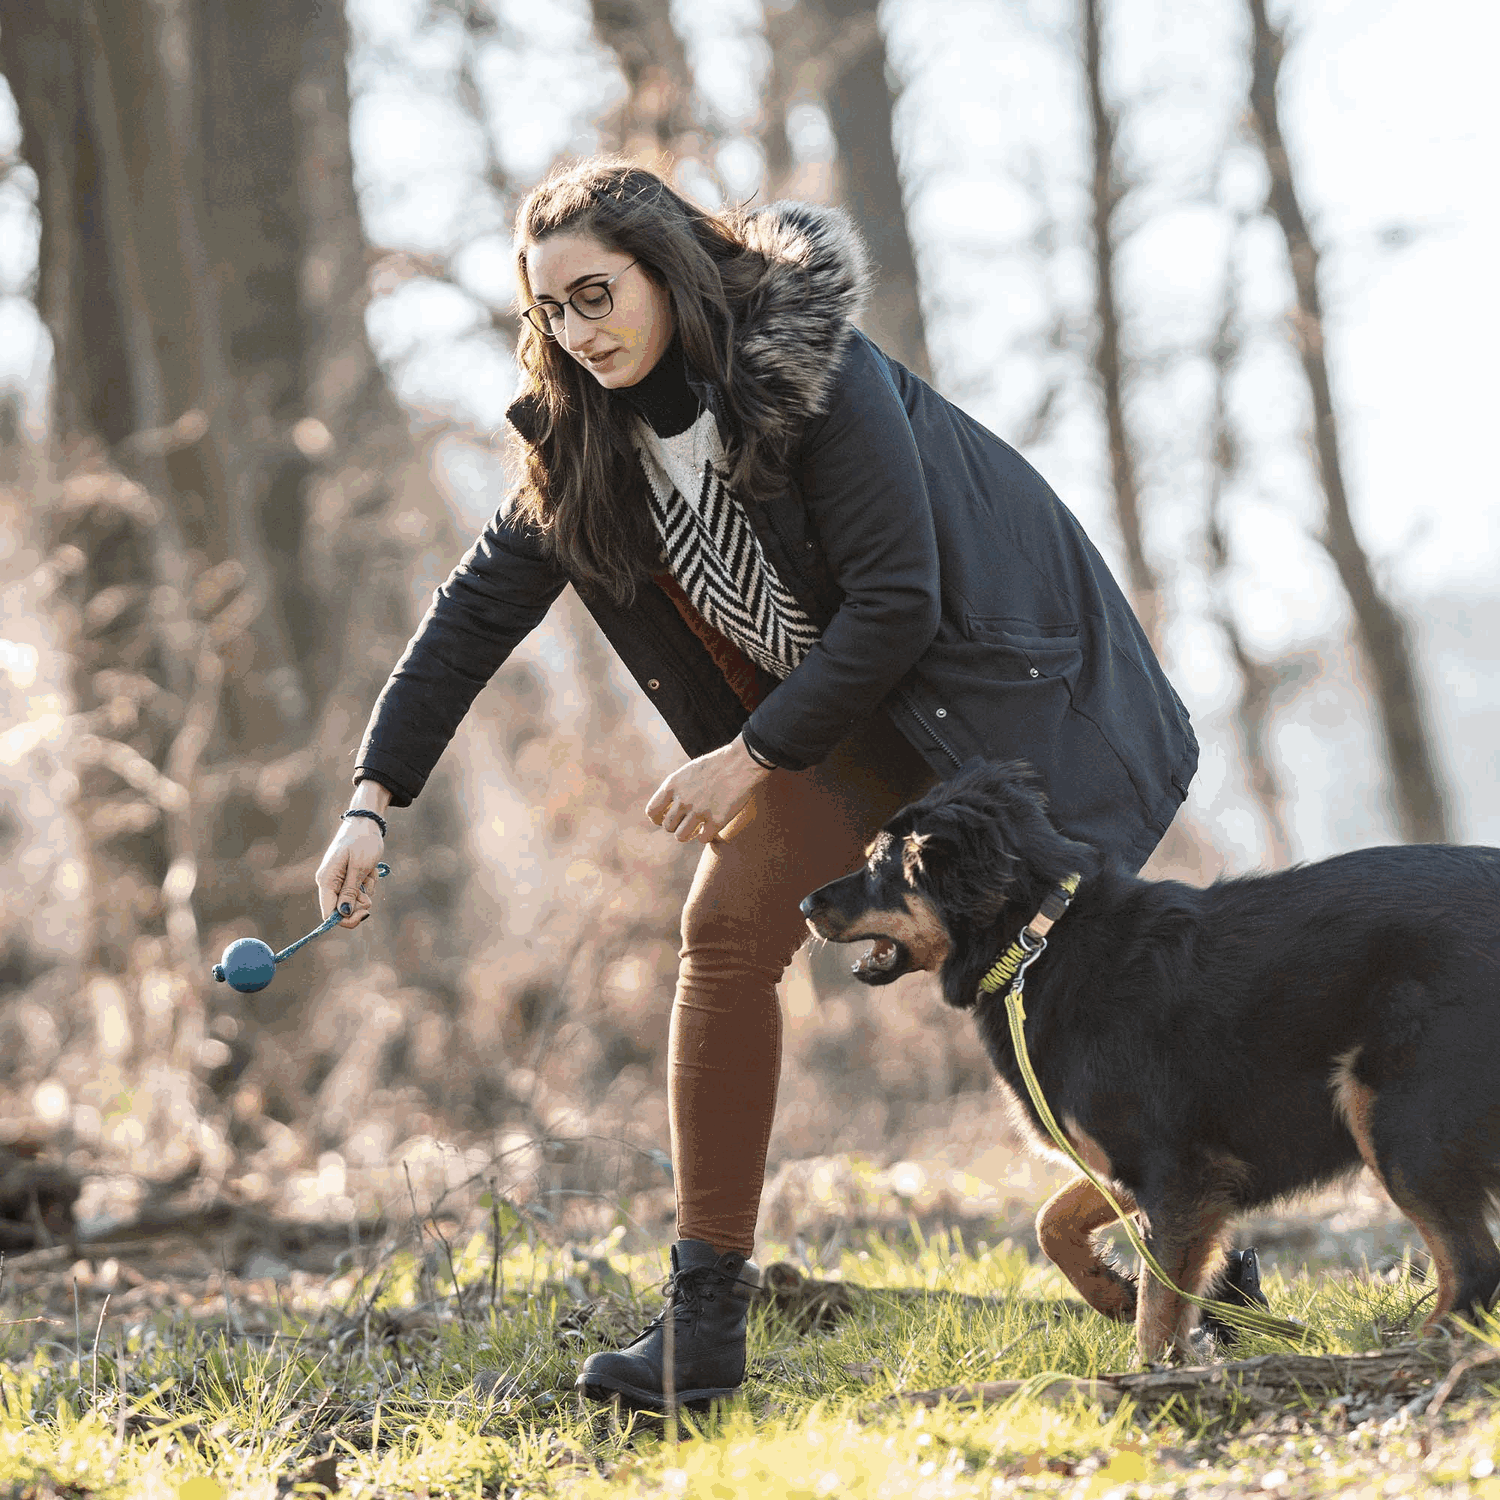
[853,937,899,975]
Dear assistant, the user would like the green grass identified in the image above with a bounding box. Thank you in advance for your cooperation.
[4,1226,1500,1498]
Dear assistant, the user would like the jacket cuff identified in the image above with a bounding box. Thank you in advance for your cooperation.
[742,723,810,774]
[352,750,423,808]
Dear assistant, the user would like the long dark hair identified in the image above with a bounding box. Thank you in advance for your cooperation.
[510,159,789,605]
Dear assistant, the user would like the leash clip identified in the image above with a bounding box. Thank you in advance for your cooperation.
[1008,929,1048,996]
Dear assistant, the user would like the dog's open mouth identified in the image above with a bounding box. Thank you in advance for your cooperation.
[850,935,904,981]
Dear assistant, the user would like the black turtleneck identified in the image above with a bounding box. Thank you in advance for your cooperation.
[614,337,702,438]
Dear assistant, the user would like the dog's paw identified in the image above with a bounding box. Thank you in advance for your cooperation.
[1076,1261,1137,1322]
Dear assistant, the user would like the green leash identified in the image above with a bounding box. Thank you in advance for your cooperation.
[982,876,1313,1348]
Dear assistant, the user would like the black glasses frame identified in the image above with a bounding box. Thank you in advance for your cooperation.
[522,260,639,338]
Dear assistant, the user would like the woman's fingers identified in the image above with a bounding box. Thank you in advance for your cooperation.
[645,784,669,825]
[338,867,375,921]
[315,829,384,928]
[649,741,768,844]
[334,869,376,927]
[657,796,711,842]
[676,809,709,843]
[315,849,348,921]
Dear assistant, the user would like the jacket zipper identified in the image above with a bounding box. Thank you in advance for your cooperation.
[896,690,962,770]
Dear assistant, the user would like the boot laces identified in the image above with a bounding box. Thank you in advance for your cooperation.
[633,1264,726,1339]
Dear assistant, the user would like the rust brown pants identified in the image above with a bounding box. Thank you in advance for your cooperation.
[670,712,937,1256]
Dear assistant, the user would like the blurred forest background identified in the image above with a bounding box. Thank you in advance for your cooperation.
[0,0,1493,1259]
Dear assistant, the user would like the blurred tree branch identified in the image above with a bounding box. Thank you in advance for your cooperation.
[1077,0,1217,881]
[589,0,699,163]
[0,0,468,1170]
[1204,213,1300,868]
[1244,0,1451,844]
[1081,0,1161,655]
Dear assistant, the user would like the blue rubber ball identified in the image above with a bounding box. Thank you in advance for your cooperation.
[216,937,277,993]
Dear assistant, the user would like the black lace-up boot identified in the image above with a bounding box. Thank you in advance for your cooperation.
[576,1238,760,1410]
[1199,1246,1270,1347]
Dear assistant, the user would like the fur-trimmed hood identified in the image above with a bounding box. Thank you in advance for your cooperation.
[726,200,872,421]
[504,201,872,446]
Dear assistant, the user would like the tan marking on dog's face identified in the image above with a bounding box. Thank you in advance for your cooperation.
[901,831,931,884]
[833,890,951,973]
[864,830,895,870]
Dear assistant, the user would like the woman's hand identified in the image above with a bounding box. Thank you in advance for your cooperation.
[315,783,392,928]
[647,735,774,844]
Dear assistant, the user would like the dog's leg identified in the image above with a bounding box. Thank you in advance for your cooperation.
[1334,1059,1500,1327]
[1036,1175,1139,1322]
[1134,1204,1233,1364]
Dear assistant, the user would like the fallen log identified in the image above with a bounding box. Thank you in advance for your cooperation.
[883,1342,1500,1421]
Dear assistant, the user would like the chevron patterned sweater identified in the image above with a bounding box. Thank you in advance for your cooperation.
[632,406,820,682]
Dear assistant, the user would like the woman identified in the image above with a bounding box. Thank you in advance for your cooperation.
[315,158,1199,1409]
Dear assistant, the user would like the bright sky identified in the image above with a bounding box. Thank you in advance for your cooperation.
[0,0,1496,857]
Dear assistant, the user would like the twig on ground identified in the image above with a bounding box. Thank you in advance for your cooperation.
[1424,1347,1500,1421]
[91,1291,111,1406]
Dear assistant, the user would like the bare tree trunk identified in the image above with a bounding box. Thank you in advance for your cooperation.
[1,0,464,1077]
[589,0,698,163]
[1081,0,1161,653]
[1244,0,1451,844]
[812,0,931,378]
[1204,224,1297,868]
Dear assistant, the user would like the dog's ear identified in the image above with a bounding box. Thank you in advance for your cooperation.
[902,759,1096,922]
[897,796,1020,919]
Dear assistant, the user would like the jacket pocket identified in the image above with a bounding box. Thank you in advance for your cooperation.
[962,617,1082,682]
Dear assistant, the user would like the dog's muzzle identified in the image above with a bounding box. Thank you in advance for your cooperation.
[799,887,908,983]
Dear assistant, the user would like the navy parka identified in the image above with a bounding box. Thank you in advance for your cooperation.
[355,212,1197,871]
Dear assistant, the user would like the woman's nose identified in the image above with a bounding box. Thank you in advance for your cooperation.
[561,305,596,352]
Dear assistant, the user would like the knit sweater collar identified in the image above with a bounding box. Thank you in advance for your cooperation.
[614,337,702,438]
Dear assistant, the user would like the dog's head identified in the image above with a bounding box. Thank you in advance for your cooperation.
[800,760,1098,1008]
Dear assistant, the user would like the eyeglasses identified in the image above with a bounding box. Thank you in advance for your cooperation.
[522,261,638,338]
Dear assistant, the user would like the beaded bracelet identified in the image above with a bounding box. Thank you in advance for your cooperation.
[341,807,388,838]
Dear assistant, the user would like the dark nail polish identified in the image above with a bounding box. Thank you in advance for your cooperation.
[339,902,352,916]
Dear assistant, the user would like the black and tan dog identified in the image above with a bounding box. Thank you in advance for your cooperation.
[800,760,1500,1361]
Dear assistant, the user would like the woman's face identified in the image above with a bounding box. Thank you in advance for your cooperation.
[524,231,674,389]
